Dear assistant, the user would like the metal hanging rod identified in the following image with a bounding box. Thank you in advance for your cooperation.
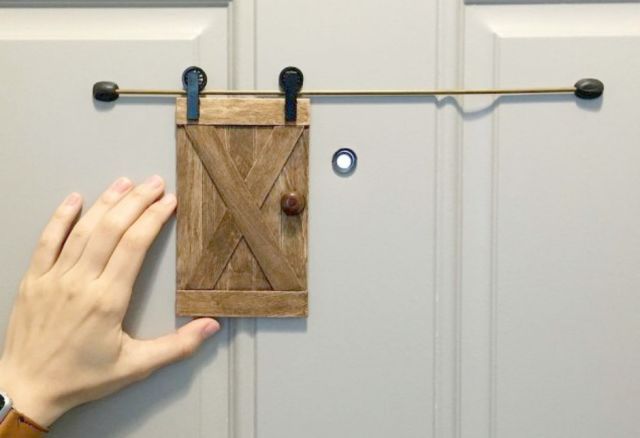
[95,83,600,98]
[93,66,604,122]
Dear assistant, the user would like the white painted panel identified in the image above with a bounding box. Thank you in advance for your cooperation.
[256,0,437,89]
[0,8,230,438]
[495,35,640,438]
[463,5,640,438]
[255,1,438,436]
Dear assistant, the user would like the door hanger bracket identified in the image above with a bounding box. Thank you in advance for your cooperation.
[181,65,303,123]
[181,66,208,122]
[279,66,304,123]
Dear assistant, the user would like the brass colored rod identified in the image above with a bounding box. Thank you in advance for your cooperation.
[116,87,577,97]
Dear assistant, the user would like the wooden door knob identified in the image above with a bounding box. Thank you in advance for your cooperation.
[281,192,305,216]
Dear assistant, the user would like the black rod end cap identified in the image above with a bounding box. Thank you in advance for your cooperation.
[574,78,604,100]
[93,81,120,102]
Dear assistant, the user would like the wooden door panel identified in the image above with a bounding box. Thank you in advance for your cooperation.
[176,98,309,317]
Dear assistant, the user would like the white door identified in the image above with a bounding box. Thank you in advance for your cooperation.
[460,4,640,438]
[0,1,638,438]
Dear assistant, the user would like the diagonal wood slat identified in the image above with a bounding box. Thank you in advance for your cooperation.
[185,125,304,288]
[185,125,304,291]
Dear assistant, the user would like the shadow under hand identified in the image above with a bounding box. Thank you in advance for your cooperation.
[122,217,173,335]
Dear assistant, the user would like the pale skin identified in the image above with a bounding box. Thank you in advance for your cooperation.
[0,175,220,427]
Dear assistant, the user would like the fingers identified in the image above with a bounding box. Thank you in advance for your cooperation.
[55,177,133,273]
[129,318,220,377]
[100,193,177,302]
[75,175,166,278]
[29,193,83,276]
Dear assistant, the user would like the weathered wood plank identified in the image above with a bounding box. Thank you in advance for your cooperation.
[281,128,309,285]
[198,127,227,289]
[176,97,310,126]
[176,127,203,290]
[176,290,308,318]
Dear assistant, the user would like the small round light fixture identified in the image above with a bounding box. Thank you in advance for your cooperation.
[332,148,357,176]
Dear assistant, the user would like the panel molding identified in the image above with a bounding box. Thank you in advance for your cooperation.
[433,1,464,438]
[460,9,507,437]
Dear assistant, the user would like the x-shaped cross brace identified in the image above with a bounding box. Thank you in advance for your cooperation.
[184,125,305,291]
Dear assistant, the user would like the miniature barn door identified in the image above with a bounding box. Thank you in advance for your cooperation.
[175,98,309,317]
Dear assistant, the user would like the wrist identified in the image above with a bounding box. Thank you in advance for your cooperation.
[0,363,62,427]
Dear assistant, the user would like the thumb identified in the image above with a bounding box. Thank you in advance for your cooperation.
[133,318,220,375]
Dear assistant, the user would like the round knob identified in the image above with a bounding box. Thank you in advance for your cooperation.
[281,192,305,216]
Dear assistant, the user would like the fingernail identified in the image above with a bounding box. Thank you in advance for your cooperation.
[161,193,177,205]
[144,175,164,189]
[202,320,220,338]
[64,192,81,207]
[111,177,132,193]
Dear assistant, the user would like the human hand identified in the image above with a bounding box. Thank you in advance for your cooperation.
[0,176,220,427]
